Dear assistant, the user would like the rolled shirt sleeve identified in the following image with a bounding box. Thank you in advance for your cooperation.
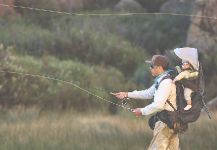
[127,84,155,100]
[141,79,173,115]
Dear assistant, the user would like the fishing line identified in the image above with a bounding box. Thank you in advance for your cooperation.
[0,3,217,20]
[0,70,133,112]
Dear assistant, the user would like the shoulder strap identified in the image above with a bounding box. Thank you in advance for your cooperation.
[155,75,171,90]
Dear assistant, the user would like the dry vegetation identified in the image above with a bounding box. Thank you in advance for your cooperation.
[0,107,216,150]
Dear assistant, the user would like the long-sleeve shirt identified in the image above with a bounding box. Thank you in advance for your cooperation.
[128,73,177,116]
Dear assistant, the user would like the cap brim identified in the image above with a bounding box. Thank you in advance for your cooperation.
[145,60,152,64]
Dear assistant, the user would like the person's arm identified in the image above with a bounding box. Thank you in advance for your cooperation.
[111,84,155,100]
[185,71,199,79]
[173,70,190,82]
[127,84,155,100]
[140,79,173,115]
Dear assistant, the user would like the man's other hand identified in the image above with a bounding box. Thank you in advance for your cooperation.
[133,108,142,117]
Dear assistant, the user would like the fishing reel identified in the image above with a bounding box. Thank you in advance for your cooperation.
[121,97,129,105]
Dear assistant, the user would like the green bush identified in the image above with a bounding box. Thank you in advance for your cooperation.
[0,18,54,56]
[50,16,148,75]
[82,0,121,10]
[0,17,147,76]
[135,0,166,12]
[51,26,145,76]
[2,13,190,76]
[117,15,190,54]
[0,48,134,112]
[14,0,60,27]
[50,14,190,55]
[132,64,152,87]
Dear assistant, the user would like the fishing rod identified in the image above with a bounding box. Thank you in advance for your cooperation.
[94,88,131,106]
[0,70,133,112]
[0,3,217,20]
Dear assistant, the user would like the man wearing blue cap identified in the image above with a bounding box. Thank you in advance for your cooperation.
[112,55,179,150]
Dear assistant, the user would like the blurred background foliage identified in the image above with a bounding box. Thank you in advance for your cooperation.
[0,0,216,114]
[0,47,138,112]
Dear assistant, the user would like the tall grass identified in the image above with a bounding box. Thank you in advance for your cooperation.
[180,113,217,150]
[0,108,216,150]
[0,108,151,150]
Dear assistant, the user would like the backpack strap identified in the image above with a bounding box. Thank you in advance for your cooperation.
[166,100,177,111]
[155,74,171,90]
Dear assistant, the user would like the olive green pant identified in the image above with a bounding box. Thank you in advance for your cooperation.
[147,121,179,150]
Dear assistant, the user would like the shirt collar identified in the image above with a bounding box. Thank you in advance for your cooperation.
[154,71,168,84]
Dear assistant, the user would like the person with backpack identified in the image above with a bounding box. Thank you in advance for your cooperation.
[111,54,179,150]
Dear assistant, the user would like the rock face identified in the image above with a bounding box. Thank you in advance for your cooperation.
[187,0,217,51]
[0,0,16,16]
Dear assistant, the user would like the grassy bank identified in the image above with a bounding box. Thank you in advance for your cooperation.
[0,108,216,150]
[180,112,217,150]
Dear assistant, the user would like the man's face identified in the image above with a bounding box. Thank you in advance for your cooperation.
[149,65,162,77]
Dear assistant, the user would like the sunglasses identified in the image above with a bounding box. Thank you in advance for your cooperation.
[150,64,155,69]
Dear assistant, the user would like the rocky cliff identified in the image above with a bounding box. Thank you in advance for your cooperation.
[187,0,217,51]
[0,0,16,16]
